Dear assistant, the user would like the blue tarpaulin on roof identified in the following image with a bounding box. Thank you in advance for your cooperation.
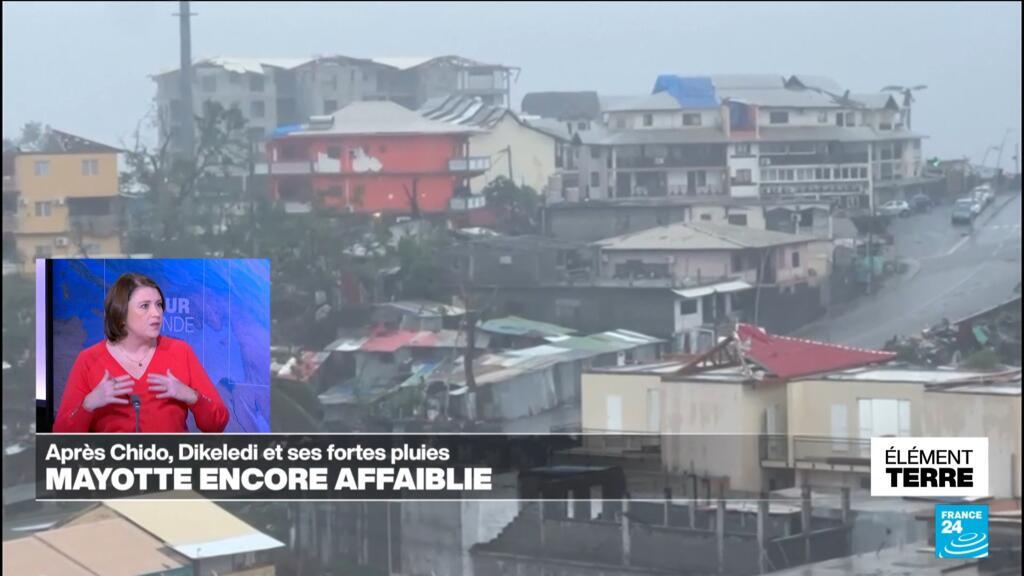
[652,75,719,108]
[272,124,304,137]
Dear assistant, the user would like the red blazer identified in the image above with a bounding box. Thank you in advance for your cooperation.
[53,337,230,433]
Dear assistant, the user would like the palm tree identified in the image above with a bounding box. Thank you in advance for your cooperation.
[881,85,927,129]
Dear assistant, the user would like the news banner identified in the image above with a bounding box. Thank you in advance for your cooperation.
[37,433,581,500]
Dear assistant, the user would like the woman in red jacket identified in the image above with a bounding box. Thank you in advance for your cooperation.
[54,273,229,433]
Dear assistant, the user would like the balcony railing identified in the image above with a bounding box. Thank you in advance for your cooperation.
[793,436,870,465]
[3,212,16,232]
[760,435,871,468]
[69,214,119,237]
[759,435,788,463]
[760,153,869,166]
[616,155,727,169]
[268,161,313,175]
[448,156,491,173]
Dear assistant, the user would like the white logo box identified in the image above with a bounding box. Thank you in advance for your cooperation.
[870,437,989,497]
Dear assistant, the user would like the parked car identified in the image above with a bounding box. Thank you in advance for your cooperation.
[910,193,933,212]
[951,198,977,224]
[972,184,995,206]
[878,200,911,217]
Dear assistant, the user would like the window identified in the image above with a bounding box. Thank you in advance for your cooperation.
[81,159,99,176]
[590,172,600,187]
[590,147,602,159]
[201,75,217,93]
[734,143,751,156]
[735,168,752,184]
[34,160,50,176]
[250,100,266,118]
[229,73,242,85]
[249,75,265,92]
[324,99,338,114]
[858,398,911,438]
[326,146,342,159]
[646,389,661,432]
[683,113,702,126]
[700,213,712,221]
[731,252,744,271]
[606,395,623,431]
[769,111,789,124]
[615,117,627,129]
[642,114,653,127]
[728,214,748,226]
[835,111,856,127]
[791,250,800,268]
[818,111,829,124]
[679,299,697,315]
[577,121,589,130]
[35,201,53,217]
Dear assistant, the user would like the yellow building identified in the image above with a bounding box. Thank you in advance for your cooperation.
[5,129,122,274]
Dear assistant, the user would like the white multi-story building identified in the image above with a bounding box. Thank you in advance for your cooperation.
[152,55,517,157]
[542,75,927,210]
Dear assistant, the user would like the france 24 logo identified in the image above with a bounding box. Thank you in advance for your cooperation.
[935,505,988,559]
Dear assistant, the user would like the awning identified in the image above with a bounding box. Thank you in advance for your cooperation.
[673,280,753,299]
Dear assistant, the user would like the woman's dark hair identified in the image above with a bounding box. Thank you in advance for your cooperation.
[104,273,165,341]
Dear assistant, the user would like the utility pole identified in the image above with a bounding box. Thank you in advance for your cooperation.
[866,142,875,295]
[176,1,196,161]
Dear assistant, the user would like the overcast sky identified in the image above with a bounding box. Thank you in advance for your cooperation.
[3,1,1021,167]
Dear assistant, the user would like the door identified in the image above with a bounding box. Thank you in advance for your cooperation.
[606,395,623,431]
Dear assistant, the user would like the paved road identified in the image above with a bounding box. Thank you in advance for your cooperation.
[794,192,1021,348]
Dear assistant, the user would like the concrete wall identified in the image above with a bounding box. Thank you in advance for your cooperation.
[581,373,662,432]
[661,380,788,492]
[545,203,770,243]
[923,390,1022,497]
[401,501,519,576]
[469,115,557,194]
[757,108,852,127]
[470,286,678,344]
[786,379,923,437]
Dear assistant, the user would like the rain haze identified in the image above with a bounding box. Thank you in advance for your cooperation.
[3,1,1022,165]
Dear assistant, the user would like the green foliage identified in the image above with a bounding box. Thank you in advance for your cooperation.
[482,176,541,234]
[2,275,35,366]
[963,348,1000,370]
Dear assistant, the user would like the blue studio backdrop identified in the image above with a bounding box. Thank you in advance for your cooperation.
[50,259,271,432]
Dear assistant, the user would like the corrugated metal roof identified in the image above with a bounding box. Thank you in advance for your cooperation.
[3,536,97,576]
[603,92,683,112]
[596,221,819,251]
[716,87,838,108]
[172,532,285,560]
[104,498,273,549]
[286,101,481,137]
[736,323,896,379]
[673,280,753,299]
[479,316,577,338]
[33,518,189,575]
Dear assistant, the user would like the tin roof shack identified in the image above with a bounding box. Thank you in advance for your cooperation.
[479,315,578,350]
[3,517,190,576]
[56,497,285,576]
[319,327,490,430]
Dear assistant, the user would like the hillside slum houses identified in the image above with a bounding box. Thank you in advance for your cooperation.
[270,300,664,432]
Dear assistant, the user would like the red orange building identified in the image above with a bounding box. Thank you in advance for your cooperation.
[266,101,490,215]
